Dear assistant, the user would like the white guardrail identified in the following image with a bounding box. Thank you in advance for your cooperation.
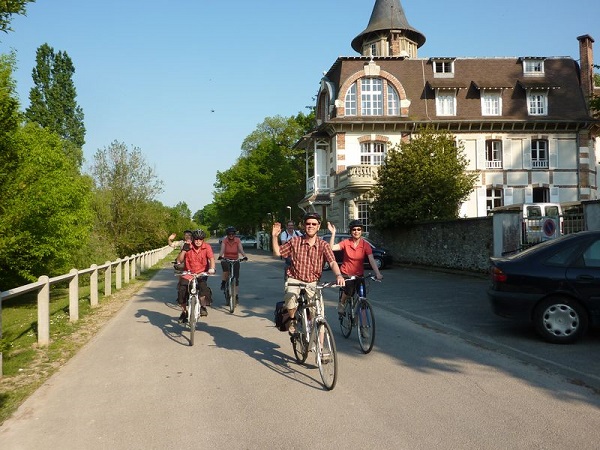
[0,245,174,377]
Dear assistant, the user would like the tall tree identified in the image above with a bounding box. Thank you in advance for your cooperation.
[89,141,164,255]
[0,52,21,200]
[25,43,85,167]
[0,123,93,289]
[371,127,478,228]
[0,0,35,34]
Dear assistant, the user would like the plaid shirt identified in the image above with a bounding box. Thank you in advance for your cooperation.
[280,236,336,283]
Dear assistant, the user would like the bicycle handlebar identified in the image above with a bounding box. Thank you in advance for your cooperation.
[174,271,216,277]
[345,274,382,282]
[218,257,248,262]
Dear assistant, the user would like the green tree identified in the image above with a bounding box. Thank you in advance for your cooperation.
[89,141,164,256]
[25,43,85,167]
[371,127,478,228]
[0,0,35,34]
[213,112,312,231]
[590,66,600,118]
[0,123,93,289]
[0,52,21,199]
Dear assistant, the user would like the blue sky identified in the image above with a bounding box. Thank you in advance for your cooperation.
[1,0,598,215]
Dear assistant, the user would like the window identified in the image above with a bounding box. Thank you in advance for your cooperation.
[486,140,502,168]
[369,43,377,57]
[433,60,454,77]
[387,84,399,115]
[481,91,501,116]
[531,139,548,169]
[356,201,370,233]
[361,78,383,116]
[523,59,544,75]
[345,83,357,116]
[486,188,503,212]
[527,91,548,115]
[436,90,456,116]
[360,142,386,165]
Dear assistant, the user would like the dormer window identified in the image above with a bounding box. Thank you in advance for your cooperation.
[432,58,455,78]
[522,58,545,76]
[435,89,457,116]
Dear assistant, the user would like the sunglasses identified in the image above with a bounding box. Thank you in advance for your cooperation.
[304,221,319,226]
[351,227,362,231]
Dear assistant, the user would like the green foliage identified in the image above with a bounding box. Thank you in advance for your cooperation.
[0,123,94,288]
[0,0,35,34]
[0,52,21,198]
[25,43,85,167]
[213,112,312,232]
[88,141,165,256]
[371,127,478,228]
[590,67,600,119]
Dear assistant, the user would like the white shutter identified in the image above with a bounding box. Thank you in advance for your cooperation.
[549,139,557,169]
[550,186,560,202]
[525,187,533,203]
[503,139,512,169]
[523,141,531,169]
[476,138,486,170]
[504,187,514,206]
[477,187,487,216]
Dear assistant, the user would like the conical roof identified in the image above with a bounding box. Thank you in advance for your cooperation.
[351,0,426,53]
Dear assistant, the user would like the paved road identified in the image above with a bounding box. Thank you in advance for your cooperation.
[1,245,599,449]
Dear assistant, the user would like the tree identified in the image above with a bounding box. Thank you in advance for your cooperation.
[0,0,35,34]
[0,52,21,199]
[89,141,164,255]
[371,127,478,228]
[0,123,93,288]
[25,43,85,167]
[589,66,600,118]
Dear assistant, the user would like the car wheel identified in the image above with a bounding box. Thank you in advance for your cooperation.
[533,296,588,344]
[373,256,384,270]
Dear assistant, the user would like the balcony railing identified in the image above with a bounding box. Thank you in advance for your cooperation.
[335,165,379,190]
[532,159,549,169]
[306,175,329,193]
[486,160,503,169]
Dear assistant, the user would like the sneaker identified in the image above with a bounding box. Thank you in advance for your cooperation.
[337,301,346,315]
[288,319,297,335]
[220,281,225,290]
[178,311,188,323]
[200,306,208,317]
[320,351,331,364]
[360,326,369,339]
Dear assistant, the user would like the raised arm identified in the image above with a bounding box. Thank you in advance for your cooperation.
[327,221,341,251]
[271,222,282,257]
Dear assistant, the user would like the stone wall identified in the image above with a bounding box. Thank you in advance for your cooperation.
[369,217,493,273]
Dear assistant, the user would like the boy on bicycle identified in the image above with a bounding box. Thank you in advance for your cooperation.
[272,212,345,334]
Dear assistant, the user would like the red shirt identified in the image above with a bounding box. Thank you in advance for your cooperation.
[338,238,372,277]
[280,236,336,283]
[222,236,241,259]
[182,241,214,279]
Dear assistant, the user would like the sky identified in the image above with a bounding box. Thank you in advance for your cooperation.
[1,0,598,215]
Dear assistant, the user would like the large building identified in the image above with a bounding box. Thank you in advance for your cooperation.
[297,0,599,232]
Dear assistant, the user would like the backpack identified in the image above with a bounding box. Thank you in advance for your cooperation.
[274,301,290,331]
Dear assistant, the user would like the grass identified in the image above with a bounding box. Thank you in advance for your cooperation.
[0,257,173,425]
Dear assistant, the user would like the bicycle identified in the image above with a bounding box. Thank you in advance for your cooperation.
[219,257,247,313]
[175,271,211,346]
[286,280,339,390]
[339,274,379,354]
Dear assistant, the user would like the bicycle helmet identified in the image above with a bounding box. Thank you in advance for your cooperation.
[302,212,322,223]
[225,226,237,234]
[348,219,363,230]
[191,229,206,240]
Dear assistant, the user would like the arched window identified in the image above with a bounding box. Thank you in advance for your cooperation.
[387,84,399,115]
[345,83,357,116]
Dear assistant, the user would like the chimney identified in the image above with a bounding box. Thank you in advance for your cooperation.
[577,34,595,111]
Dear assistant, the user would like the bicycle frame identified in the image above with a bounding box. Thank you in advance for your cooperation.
[221,257,245,314]
[286,280,338,390]
[339,274,378,354]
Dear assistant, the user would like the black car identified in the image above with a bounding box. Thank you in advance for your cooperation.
[488,230,600,344]
[321,233,393,270]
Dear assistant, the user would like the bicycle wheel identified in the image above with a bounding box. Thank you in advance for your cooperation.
[292,319,309,363]
[357,299,375,354]
[316,320,338,390]
[189,295,198,346]
[339,297,353,338]
[228,277,236,313]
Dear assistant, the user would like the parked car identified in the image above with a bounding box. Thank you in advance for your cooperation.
[488,230,600,344]
[217,234,257,248]
[321,233,393,270]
